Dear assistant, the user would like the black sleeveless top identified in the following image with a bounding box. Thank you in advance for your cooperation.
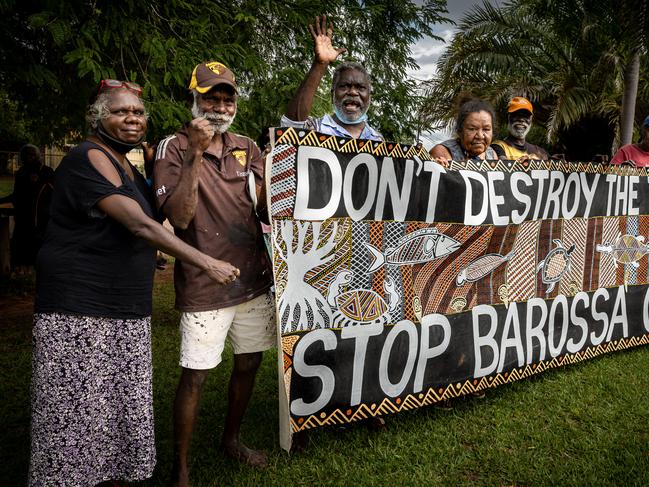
[35,141,158,318]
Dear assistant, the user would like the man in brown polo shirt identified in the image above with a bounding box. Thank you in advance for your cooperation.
[153,61,274,484]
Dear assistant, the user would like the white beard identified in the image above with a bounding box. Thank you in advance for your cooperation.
[191,101,236,134]
[509,121,531,139]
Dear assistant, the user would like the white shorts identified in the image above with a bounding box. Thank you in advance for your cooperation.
[179,292,276,370]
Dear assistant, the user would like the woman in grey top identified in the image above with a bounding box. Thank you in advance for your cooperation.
[430,98,498,164]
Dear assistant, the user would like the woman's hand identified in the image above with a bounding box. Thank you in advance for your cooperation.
[204,257,240,285]
[433,156,450,168]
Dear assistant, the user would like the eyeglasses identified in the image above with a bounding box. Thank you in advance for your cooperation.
[97,79,143,97]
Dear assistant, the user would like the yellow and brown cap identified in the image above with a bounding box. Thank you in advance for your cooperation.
[189,61,237,94]
[507,96,533,114]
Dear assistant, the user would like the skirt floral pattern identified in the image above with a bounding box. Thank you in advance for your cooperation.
[29,313,156,486]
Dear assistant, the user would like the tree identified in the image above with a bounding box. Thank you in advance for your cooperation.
[420,0,649,157]
[591,0,649,145]
[0,0,450,149]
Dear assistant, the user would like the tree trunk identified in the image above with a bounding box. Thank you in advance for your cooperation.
[619,50,641,146]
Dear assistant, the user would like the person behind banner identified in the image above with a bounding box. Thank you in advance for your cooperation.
[281,15,382,141]
[430,97,499,404]
[0,144,54,273]
[30,80,240,487]
[153,61,275,483]
[610,114,649,166]
[491,96,549,161]
[281,15,393,441]
[430,98,499,165]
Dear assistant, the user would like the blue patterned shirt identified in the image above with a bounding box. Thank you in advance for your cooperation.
[280,113,383,141]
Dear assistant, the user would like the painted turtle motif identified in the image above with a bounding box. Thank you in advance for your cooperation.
[537,239,575,293]
[327,270,399,327]
[596,233,648,268]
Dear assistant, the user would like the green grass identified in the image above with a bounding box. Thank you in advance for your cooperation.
[0,176,14,198]
[2,276,649,486]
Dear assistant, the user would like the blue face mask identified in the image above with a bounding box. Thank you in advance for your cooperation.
[333,105,368,125]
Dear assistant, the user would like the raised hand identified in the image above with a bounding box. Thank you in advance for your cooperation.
[308,15,346,65]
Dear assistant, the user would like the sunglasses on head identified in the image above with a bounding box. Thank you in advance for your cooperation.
[97,79,143,97]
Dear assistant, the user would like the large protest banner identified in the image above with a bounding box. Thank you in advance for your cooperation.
[267,127,649,450]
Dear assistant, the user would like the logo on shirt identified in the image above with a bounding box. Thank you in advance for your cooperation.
[156,185,166,196]
[232,150,247,167]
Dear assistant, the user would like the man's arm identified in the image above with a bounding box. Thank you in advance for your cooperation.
[157,118,214,230]
[430,144,452,168]
[538,146,549,160]
[284,15,346,121]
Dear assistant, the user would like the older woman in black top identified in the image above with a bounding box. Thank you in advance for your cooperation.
[30,81,240,487]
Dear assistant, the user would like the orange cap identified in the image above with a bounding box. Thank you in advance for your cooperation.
[507,97,533,114]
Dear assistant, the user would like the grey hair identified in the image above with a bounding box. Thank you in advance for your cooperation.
[332,62,371,92]
[455,98,496,134]
[19,144,40,164]
[86,90,148,132]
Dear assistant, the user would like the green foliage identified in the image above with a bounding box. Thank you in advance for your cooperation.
[0,90,32,148]
[0,0,450,147]
[421,0,649,153]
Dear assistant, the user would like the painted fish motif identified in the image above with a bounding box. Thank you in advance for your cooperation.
[366,228,461,273]
[537,239,575,293]
[596,233,648,268]
[456,250,516,286]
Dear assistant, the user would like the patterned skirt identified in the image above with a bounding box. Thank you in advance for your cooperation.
[29,313,156,486]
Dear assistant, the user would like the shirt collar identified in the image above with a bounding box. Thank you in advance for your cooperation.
[321,113,382,141]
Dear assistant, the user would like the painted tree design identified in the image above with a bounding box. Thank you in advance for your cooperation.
[274,220,338,333]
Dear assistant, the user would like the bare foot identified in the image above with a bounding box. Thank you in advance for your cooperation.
[221,441,268,468]
[169,467,189,487]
